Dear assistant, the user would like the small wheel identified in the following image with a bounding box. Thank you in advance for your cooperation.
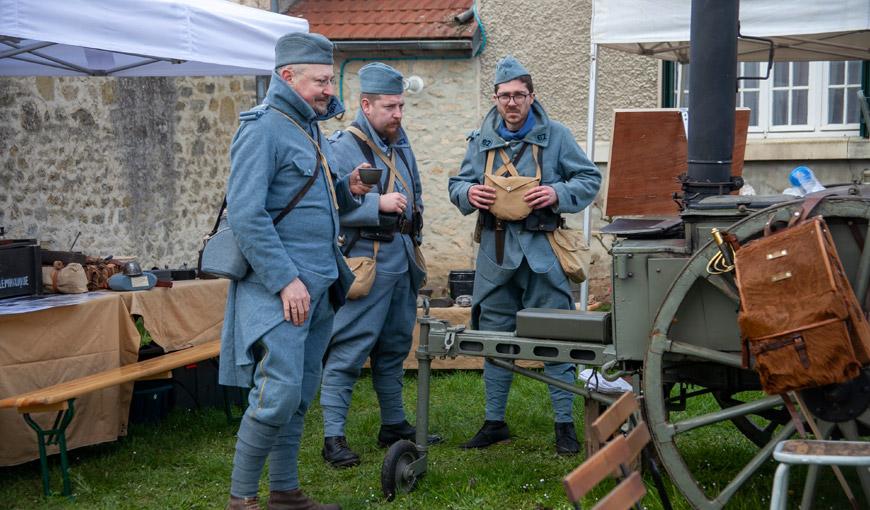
[381,439,420,501]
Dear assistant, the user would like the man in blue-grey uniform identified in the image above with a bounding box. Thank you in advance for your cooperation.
[319,62,438,468]
[220,32,373,510]
[448,55,601,455]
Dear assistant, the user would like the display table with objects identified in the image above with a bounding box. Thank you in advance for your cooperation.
[0,279,229,474]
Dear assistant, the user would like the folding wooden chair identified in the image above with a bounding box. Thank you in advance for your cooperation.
[563,392,672,510]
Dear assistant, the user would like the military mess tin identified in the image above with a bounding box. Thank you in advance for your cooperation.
[379,1,870,508]
[358,167,383,185]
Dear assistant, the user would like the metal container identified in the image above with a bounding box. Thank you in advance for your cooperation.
[448,269,475,299]
[0,239,42,299]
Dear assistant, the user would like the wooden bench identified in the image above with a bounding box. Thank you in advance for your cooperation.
[0,340,221,497]
[563,392,672,510]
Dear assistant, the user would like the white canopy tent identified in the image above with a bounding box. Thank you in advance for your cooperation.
[579,0,870,306]
[592,0,870,63]
[0,0,308,77]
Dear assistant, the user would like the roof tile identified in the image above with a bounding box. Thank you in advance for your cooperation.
[287,0,474,40]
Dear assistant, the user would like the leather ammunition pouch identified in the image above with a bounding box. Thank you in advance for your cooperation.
[479,209,563,264]
[480,209,562,233]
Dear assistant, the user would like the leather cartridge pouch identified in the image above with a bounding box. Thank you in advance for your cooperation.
[484,145,541,222]
[361,213,397,242]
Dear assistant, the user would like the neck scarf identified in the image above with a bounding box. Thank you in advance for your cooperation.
[497,113,535,141]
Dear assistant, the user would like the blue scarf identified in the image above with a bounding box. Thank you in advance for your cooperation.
[497,113,535,141]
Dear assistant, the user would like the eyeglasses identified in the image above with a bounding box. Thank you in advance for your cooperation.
[310,76,336,88]
[495,92,531,105]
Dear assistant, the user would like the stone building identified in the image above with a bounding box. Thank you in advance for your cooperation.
[2,0,867,300]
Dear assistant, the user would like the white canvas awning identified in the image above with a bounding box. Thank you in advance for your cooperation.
[0,0,308,77]
[592,0,870,62]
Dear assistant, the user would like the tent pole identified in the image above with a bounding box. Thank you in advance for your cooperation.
[581,41,598,311]
[256,1,282,105]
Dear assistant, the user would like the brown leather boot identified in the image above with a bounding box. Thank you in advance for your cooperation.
[267,489,340,510]
[227,495,261,509]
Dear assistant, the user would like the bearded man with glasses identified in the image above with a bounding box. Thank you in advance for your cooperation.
[448,55,601,455]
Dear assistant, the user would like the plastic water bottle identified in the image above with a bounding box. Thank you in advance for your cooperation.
[789,166,825,194]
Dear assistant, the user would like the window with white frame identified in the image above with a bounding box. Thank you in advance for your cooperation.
[671,61,863,137]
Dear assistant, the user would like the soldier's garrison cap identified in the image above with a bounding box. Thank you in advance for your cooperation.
[274,32,334,69]
[494,55,530,85]
[359,62,404,95]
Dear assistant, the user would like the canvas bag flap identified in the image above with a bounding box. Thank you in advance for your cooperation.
[484,146,541,221]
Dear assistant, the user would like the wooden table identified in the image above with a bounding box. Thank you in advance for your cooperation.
[0,279,228,466]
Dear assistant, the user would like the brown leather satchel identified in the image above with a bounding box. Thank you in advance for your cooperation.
[735,202,870,395]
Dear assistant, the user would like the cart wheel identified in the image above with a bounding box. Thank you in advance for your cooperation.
[643,195,870,509]
[381,440,420,501]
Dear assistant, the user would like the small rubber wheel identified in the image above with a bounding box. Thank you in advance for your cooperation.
[380,439,419,501]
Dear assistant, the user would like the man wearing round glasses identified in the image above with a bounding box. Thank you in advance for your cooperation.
[448,55,601,455]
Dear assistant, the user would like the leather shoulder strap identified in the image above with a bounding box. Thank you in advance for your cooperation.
[347,123,377,167]
[213,163,319,233]
[268,106,339,211]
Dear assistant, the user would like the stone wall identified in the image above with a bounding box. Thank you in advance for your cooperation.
[0,75,257,267]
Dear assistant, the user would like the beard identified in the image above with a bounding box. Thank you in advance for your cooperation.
[311,96,330,115]
[383,123,402,143]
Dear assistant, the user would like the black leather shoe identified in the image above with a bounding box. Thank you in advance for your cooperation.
[322,436,360,468]
[555,422,580,455]
[377,420,443,448]
[460,420,510,449]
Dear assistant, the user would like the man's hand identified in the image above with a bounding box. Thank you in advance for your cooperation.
[468,184,497,210]
[379,192,407,214]
[349,164,374,196]
[524,185,558,209]
[280,278,310,326]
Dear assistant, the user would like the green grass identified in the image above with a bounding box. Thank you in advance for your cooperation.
[0,373,857,509]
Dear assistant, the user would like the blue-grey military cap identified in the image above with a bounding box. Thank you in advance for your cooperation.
[359,62,404,95]
[494,55,531,85]
[274,32,334,69]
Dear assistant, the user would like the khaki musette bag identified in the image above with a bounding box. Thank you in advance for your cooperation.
[735,209,870,395]
[345,241,378,300]
[484,146,541,222]
[547,228,590,284]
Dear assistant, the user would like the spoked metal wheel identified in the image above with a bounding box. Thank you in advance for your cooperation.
[381,440,420,501]
[643,194,870,509]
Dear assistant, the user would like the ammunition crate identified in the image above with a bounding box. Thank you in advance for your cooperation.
[0,240,42,299]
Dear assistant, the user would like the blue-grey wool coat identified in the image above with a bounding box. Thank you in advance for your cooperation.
[328,109,426,290]
[448,101,601,285]
[219,72,360,388]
